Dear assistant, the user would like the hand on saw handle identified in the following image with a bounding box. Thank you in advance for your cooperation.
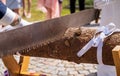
[0,1,31,32]
[94,0,114,9]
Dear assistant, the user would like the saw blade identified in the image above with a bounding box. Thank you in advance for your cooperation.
[0,9,98,57]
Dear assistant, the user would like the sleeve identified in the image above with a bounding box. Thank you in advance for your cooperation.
[0,1,16,26]
[0,1,7,19]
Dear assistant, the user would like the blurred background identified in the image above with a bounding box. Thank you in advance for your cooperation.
[22,0,94,22]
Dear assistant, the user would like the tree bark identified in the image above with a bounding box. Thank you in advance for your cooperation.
[21,26,120,65]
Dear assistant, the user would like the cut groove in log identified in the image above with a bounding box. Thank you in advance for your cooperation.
[20,26,120,65]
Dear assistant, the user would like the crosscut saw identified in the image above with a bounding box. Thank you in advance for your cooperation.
[0,9,98,57]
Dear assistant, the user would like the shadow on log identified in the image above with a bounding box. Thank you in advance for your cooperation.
[20,26,120,65]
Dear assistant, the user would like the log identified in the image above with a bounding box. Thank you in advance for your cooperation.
[20,26,120,65]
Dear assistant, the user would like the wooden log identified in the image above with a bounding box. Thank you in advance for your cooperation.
[20,26,120,65]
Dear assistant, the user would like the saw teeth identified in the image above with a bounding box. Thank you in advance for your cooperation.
[27,48,31,51]
[24,50,27,52]
[17,30,68,55]
[26,49,29,52]
[18,33,66,55]
[23,50,26,53]
[31,47,34,50]
[33,45,40,49]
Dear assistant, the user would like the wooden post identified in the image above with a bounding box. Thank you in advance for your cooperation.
[112,45,120,76]
[19,56,40,76]
[2,55,50,76]
[20,56,30,73]
[2,55,20,76]
[19,56,50,76]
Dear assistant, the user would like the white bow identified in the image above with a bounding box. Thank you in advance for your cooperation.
[77,22,116,64]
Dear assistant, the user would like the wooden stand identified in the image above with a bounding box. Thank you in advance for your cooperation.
[2,55,49,76]
[2,45,120,76]
[112,45,120,76]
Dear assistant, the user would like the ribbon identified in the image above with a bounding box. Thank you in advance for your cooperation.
[77,23,117,65]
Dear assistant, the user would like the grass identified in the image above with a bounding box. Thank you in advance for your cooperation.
[21,0,93,22]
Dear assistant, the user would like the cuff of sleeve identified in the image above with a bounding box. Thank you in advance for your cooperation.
[0,8,16,26]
